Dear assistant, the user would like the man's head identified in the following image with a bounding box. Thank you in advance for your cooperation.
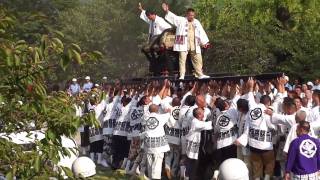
[72,78,77,84]
[295,85,302,95]
[186,8,195,22]
[296,121,310,136]
[295,110,307,123]
[145,10,156,21]
[237,99,249,114]
[149,104,159,113]
[282,97,297,115]
[193,107,204,120]
[172,97,181,107]
[293,96,302,110]
[214,98,229,112]
[196,95,206,108]
[260,95,272,107]
[185,95,196,106]
[85,76,90,82]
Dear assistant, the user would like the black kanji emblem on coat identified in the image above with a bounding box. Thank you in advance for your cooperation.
[172,109,180,121]
[146,117,159,130]
[131,109,143,121]
[218,115,230,127]
[250,108,262,120]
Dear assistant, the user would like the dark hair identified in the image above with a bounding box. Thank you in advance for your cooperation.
[260,95,271,106]
[137,95,147,107]
[185,95,196,106]
[283,97,296,109]
[186,8,195,13]
[145,10,156,16]
[172,97,181,107]
[298,121,310,132]
[293,96,302,103]
[237,99,249,113]
[215,98,226,111]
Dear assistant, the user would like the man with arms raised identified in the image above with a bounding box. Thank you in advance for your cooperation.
[162,3,210,80]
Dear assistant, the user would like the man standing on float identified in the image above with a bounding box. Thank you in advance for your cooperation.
[162,3,210,80]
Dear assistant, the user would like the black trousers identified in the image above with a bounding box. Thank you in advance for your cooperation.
[89,140,104,153]
[216,144,237,166]
[112,135,130,169]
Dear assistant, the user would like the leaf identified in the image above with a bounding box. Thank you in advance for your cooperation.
[6,171,13,180]
[61,166,74,178]
[60,55,70,71]
[52,38,64,49]
[92,50,103,59]
[70,43,81,53]
[71,49,83,65]
[34,155,40,173]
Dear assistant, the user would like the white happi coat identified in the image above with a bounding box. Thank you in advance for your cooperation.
[141,112,171,154]
[140,10,172,37]
[165,11,209,54]
[237,103,276,150]
[186,118,212,159]
[88,100,106,143]
[215,108,239,149]
[102,95,121,135]
[113,99,137,137]
[128,104,149,138]
[165,105,181,145]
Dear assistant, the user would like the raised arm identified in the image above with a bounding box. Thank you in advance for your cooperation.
[162,3,184,26]
[138,2,150,24]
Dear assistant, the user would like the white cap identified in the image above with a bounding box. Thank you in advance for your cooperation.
[284,76,289,81]
[72,157,96,178]
[218,158,249,180]
[307,81,314,86]
[95,84,100,87]
[85,76,90,80]
[72,78,77,82]
[102,76,107,80]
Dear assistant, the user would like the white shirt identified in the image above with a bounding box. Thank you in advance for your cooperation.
[237,104,276,150]
[165,11,209,54]
[186,118,212,159]
[141,112,171,154]
[140,10,171,37]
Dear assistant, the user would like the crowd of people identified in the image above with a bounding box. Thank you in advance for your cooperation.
[68,75,320,180]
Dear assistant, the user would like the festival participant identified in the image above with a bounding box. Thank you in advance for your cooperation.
[236,83,277,180]
[126,95,151,175]
[87,92,109,167]
[163,97,181,179]
[162,3,210,80]
[83,76,93,92]
[285,121,320,180]
[112,93,137,170]
[68,78,81,96]
[138,2,172,75]
[101,88,121,168]
[179,94,196,179]
[185,107,213,180]
[141,104,171,180]
[283,110,316,154]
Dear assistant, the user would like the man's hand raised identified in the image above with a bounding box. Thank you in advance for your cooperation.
[162,3,169,12]
[138,2,143,11]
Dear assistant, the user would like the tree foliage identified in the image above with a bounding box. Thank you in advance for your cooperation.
[0,7,99,179]
[194,0,320,80]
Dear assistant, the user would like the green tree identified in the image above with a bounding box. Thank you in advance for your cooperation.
[194,0,320,80]
[58,0,193,80]
[0,7,99,179]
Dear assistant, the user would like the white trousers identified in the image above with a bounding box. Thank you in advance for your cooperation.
[147,153,164,179]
